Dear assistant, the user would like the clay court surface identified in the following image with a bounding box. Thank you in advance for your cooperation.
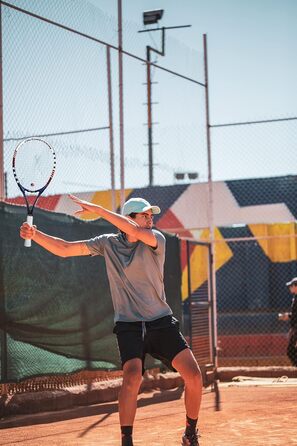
[0,381,296,446]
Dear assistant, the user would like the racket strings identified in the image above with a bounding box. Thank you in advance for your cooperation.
[13,139,56,192]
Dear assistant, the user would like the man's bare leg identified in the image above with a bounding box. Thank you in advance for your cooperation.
[118,358,143,445]
[172,348,202,444]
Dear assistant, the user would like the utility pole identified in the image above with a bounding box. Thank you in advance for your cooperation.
[118,0,125,210]
[139,10,191,186]
[145,27,165,186]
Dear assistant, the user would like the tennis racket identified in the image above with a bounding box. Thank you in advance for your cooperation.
[12,138,56,247]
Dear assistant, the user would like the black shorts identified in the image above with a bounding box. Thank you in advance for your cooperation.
[113,315,189,372]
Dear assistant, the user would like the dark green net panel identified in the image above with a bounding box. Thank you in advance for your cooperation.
[0,203,182,383]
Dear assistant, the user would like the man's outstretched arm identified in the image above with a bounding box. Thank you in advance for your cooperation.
[69,195,157,247]
[20,223,90,257]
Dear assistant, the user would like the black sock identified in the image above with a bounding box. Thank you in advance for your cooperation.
[186,416,198,435]
[121,426,133,446]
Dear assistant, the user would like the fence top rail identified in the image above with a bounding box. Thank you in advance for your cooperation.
[1,1,205,87]
[167,231,297,244]
[210,116,297,128]
[178,236,210,246]
[216,233,297,243]
[4,126,110,142]
[163,227,297,243]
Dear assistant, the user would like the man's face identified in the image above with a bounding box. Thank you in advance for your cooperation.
[289,284,297,295]
[134,210,154,229]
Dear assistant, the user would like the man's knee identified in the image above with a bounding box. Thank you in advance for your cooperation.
[122,359,143,390]
[173,349,201,382]
[185,365,202,388]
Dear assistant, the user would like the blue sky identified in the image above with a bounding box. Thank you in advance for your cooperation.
[4,0,297,195]
[86,0,297,186]
[89,0,297,122]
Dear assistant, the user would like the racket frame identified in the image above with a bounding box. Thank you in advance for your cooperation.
[12,138,56,247]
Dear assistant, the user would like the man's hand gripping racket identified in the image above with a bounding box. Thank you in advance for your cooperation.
[12,138,56,247]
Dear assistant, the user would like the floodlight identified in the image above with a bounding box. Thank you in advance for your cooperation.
[143,9,164,26]
[188,172,198,180]
[174,172,199,181]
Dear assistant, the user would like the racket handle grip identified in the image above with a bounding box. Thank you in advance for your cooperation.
[24,215,33,248]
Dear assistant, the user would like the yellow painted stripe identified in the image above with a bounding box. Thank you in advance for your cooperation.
[249,223,297,262]
[79,189,133,220]
[182,228,233,300]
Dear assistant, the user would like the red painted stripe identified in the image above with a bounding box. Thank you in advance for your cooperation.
[156,209,195,270]
[217,333,288,357]
[6,194,61,211]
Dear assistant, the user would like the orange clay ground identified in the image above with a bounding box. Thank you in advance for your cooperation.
[0,381,296,445]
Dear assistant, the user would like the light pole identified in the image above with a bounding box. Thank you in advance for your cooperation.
[139,10,191,186]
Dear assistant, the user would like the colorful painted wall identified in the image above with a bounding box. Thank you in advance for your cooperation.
[8,175,297,363]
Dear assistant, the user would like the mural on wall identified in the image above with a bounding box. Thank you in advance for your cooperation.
[8,174,297,268]
[8,175,297,362]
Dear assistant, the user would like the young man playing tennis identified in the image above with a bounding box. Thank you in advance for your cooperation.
[20,195,202,446]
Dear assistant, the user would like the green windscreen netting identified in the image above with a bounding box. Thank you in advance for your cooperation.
[0,203,182,383]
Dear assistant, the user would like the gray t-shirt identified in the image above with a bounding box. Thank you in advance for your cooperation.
[86,229,173,322]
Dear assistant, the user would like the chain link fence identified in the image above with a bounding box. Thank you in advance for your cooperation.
[3,0,205,204]
[2,0,297,371]
[216,231,297,366]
